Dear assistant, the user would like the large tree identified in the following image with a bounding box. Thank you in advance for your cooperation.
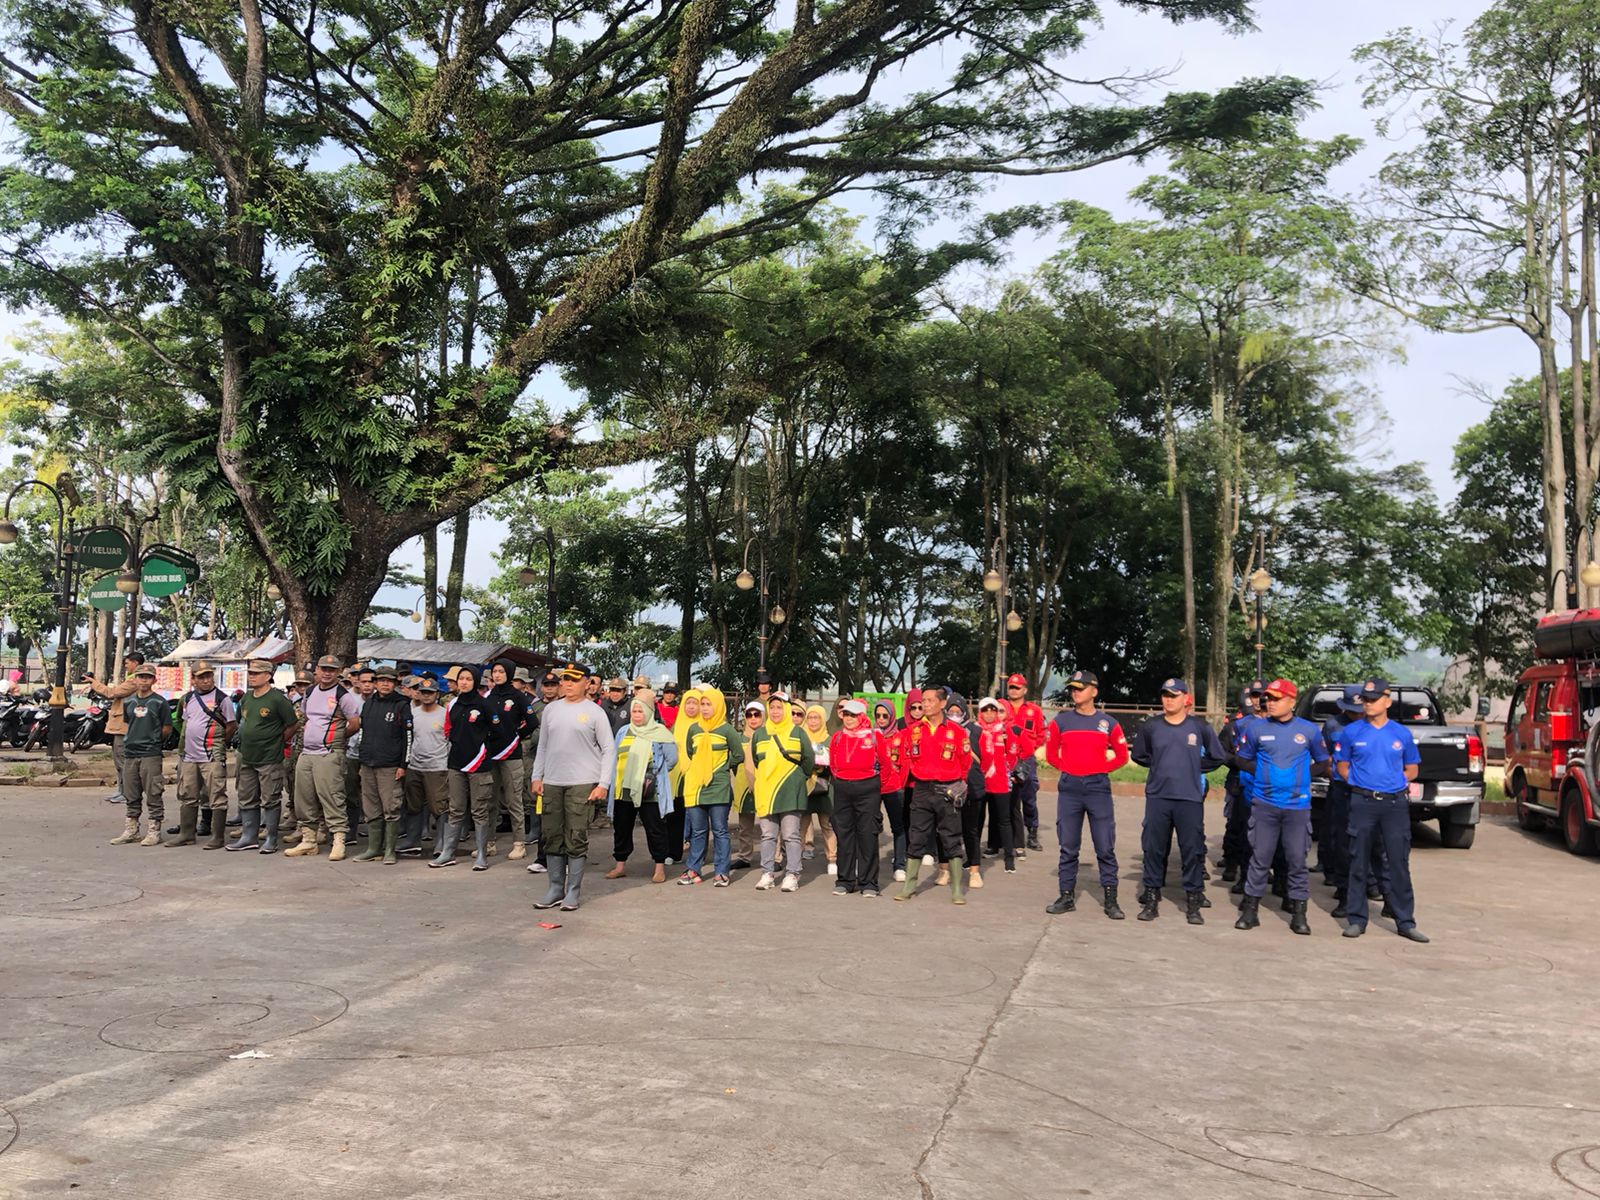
[0,0,1308,658]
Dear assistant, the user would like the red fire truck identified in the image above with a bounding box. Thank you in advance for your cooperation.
[1505,609,1600,854]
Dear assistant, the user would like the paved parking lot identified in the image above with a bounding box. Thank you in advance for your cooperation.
[2,784,1598,1199]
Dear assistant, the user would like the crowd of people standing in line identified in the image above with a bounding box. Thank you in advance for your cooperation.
[89,652,1429,939]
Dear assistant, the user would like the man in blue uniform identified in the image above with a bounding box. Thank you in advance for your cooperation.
[1129,678,1226,924]
[1335,678,1429,942]
[1233,678,1329,935]
[1322,685,1388,918]
[1221,681,1263,887]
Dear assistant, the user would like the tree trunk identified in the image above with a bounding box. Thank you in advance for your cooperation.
[1180,489,1197,686]
[421,523,439,639]
[677,441,697,689]
[442,512,470,640]
[1205,372,1234,718]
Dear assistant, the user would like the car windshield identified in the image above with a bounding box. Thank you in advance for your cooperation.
[1306,687,1440,725]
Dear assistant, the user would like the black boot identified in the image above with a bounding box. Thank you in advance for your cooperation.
[1281,894,1295,912]
[1045,890,1075,915]
[1367,883,1382,902]
[1234,895,1261,930]
[1137,887,1160,921]
[1197,891,1211,908]
[1222,863,1238,882]
[1289,898,1310,935]
[1103,886,1124,920]
[1026,830,1042,852]
[1380,898,1395,919]
[1230,874,1246,896]
[1184,891,1205,925]
[197,808,212,837]
[395,808,425,856]
[1331,889,1347,919]
[1271,873,1287,899]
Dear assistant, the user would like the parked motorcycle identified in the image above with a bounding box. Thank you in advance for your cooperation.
[0,692,28,748]
[71,702,110,751]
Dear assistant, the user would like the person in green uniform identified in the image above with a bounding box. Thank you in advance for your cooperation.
[226,658,302,853]
[746,693,815,893]
[680,687,742,886]
[109,664,172,847]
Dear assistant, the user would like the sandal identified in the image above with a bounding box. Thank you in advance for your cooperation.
[677,870,703,886]
[712,874,731,887]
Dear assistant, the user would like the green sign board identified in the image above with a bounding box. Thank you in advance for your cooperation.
[140,555,189,598]
[144,542,199,575]
[77,526,131,569]
[87,573,126,612]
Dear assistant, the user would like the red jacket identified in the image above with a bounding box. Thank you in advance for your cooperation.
[1044,709,1130,777]
[976,721,1020,792]
[829,726,892,781]
[1005,699,1047,758]
[906,718,973,783]
[880,726,910,792]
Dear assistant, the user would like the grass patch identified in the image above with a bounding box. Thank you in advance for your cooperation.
[3,763,30,776]
[1111,763,1229,788]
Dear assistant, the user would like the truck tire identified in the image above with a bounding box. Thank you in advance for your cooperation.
[1512,772,1540,830]
[1561,790,1599,856]
[1439,818,1475,849]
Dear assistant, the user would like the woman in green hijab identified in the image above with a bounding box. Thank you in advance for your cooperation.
[603,693,679,883]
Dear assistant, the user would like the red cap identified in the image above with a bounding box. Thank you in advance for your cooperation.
[1262,678,1298,700]
[1006,673,1027,689]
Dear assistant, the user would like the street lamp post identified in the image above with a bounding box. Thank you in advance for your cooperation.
[1249,566,1271,681]
[983,539,1024,697]
[0,476,79,766]
[1551,561,1600,611]
[736,538,786,672]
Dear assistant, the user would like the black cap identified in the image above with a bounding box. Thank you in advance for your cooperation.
[1356,677,1391,702]
[755,668,773,684]
[1067,670,1098,689]
[1159,677,1189,696]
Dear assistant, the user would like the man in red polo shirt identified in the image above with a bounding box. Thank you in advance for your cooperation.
[896,685,974,905]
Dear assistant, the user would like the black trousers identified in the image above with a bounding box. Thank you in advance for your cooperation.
[1223,789,1251,868]
[885,786,911,870]
[613,795,672,863]
[985,790,1016,867]
[907,779,964,862]
[831,776,882,891]
[1140,796,1206,893]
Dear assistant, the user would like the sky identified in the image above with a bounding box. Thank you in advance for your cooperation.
[0,0,1530,638]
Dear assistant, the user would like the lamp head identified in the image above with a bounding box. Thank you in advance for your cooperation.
[769,604,786,626]
[0,520,17,546]
[982,568,1002,593]
[735,569,755,591]
[517,566,538,586]
[114,570,141,595]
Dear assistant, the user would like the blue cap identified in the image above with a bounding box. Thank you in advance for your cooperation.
[1160,677,1189,696]
[1356,678,1391,702]
[1067,670,1099,688]
[1338,685,1365,714]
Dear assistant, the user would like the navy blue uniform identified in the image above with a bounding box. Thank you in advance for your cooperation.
[1130,715,1226,894]
[1220,712,1255,871]
[1335,718,1422,931]
[1236,716,1329,902]
[1044,710,1130,895]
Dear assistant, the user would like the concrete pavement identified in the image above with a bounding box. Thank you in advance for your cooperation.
[2,785,1599,1198]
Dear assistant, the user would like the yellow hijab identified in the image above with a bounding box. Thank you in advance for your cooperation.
[804,703,829,788]
[671,688,704,790]
[685,687,728,798]
[753,700,804,818]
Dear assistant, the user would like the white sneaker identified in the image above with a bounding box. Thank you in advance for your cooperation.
[755,872,776,891]
[827,862,838,876]
[894,869,907,882]
[526,861,547,874]
[780,873,799,893]
[921,854,935,868]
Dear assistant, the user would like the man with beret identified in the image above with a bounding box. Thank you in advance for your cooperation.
[108,664,173,846]
[285,655,364,860]
[1233,678,1329,936]
[226,659,301,853]
[165,662,238,849]
[353,666,413,863]
[1336,679,1429,942]
[530,663,617,910]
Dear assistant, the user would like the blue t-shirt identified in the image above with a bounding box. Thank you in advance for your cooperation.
[1236,716,1329,810]
[1130,715,1226,803]
[1333,718,1420,793]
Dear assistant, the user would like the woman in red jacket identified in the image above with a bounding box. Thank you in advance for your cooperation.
[827,699,893,897]
[875,701,912,882]
[975,698,1021,875]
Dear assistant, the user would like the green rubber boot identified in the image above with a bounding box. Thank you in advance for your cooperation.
[950,856,967,905]
[381,818,399,864]
[894,859,921,901]
[352,821,384,862]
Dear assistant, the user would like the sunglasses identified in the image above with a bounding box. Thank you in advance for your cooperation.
[607,687,624,693]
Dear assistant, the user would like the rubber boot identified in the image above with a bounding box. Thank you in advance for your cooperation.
[1045,890,1075,915]
[284,824,320,856]
[1137,887,1160,921]
[560,855,586,910]
[949,856,966,905]
[166,803,198,847]
[1103,885,1125,920]
[428,819,461,868]
[328,831,346,862]
[202,809,227,850]
[893,858,921,901]
[259,807,282,854]
[353,820,385,862]
[225,807,262,852]
[395,809,424,856]
[1185,891,1205,926]
[110,816,141,845]
[471,824,490,871]
[534,854,567,907]
[197,808,212,838]
[1234,895,1261,930]
[1289,898,1311,935]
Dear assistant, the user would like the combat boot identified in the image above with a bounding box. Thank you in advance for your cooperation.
[1234,895,1261,930]
[1045,890,1075,915]
[1102,886,1125,920]
[1221,863,1238,882]
[166,803,198,847]
[1184,891,1205,925]
[1137,887,1160,921]
[328,831,347,862]
[110,817,141,845]
[381,820,398,865]
[1330,889,1348,919]
[139,820,163,846]
[1230,873,1246,896]
[1289,898,1311,935]
[1026,830,1042,852]
[225,807,262,851]
[284,826,320,856]
[202,810,226,850]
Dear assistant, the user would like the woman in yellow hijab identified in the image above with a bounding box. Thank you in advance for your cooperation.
[679,687,742,886]
[745,693,814,892]
[801,703,838,877]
